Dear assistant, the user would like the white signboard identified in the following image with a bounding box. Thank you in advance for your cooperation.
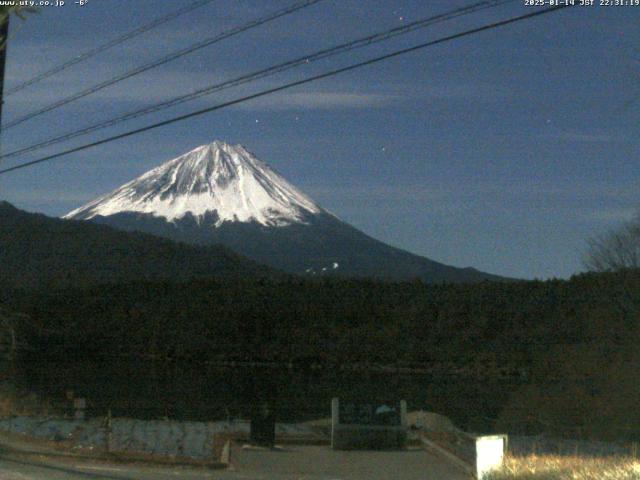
[476,435,507,479]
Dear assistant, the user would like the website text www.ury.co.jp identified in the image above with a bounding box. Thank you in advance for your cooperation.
[0,0,80,7]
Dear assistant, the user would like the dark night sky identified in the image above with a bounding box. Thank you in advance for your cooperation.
[1,0,638,279]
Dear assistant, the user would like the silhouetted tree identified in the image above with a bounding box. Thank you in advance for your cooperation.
[583,211,640,272]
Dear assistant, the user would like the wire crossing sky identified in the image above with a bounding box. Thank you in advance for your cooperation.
[0,4,570,176]
[1,0,638,280]
[2,0,325,130]
[0,0,516,162]
[4,0,218,96]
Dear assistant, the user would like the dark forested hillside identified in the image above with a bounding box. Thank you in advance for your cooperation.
[3,200,639,440]
[89,211,508,283]
[0,202,272,288]
[8,270,638,365]
[4,269,639,438]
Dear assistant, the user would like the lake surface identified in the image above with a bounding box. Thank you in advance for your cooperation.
[18,359,519,432]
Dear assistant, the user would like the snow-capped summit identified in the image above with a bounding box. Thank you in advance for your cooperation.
[65,140,324,227]
[65,140,505,283]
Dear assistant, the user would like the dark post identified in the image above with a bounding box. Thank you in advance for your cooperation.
[243,371,278,448]
[250,401,276,447]
[0,12,9,130]
[105,409,112,453]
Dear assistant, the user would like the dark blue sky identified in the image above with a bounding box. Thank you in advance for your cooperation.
[1,0,638,279]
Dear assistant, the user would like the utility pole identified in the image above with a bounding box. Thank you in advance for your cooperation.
[0,11,9,150]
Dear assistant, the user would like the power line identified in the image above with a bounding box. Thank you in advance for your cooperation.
[0,4,572,177]
[1,0,325,130]
[5,0,217,96]
[0,0,516,162]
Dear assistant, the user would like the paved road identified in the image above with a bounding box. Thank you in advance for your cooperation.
[0,446,471,479]
[230,445,472,480]
[0,454,232,479]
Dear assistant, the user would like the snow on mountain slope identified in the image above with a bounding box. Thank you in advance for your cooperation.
[65,141,324,227]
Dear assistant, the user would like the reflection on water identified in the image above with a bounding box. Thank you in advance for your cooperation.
[18,360,519,431]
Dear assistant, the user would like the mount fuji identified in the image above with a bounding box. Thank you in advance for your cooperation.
[65,141,503,283]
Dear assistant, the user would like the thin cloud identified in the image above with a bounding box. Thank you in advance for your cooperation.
[233,91,398,111]
[1,188,97,205]
[303,181,640,219]
[536,131,630,143]
[585,207,639,223]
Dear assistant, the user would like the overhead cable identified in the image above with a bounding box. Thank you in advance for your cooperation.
[2,0,325,130]
[0,4,572,176]
[0,0,516,161]
[5,0,218,96]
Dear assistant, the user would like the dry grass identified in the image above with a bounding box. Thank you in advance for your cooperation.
[485,454,640,480]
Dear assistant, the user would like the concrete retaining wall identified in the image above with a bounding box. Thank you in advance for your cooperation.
[0,416,316,459]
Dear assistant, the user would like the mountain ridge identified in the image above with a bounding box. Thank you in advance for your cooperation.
[65,141,324,227]
[0,201,273,289]
[66,140,508,283]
